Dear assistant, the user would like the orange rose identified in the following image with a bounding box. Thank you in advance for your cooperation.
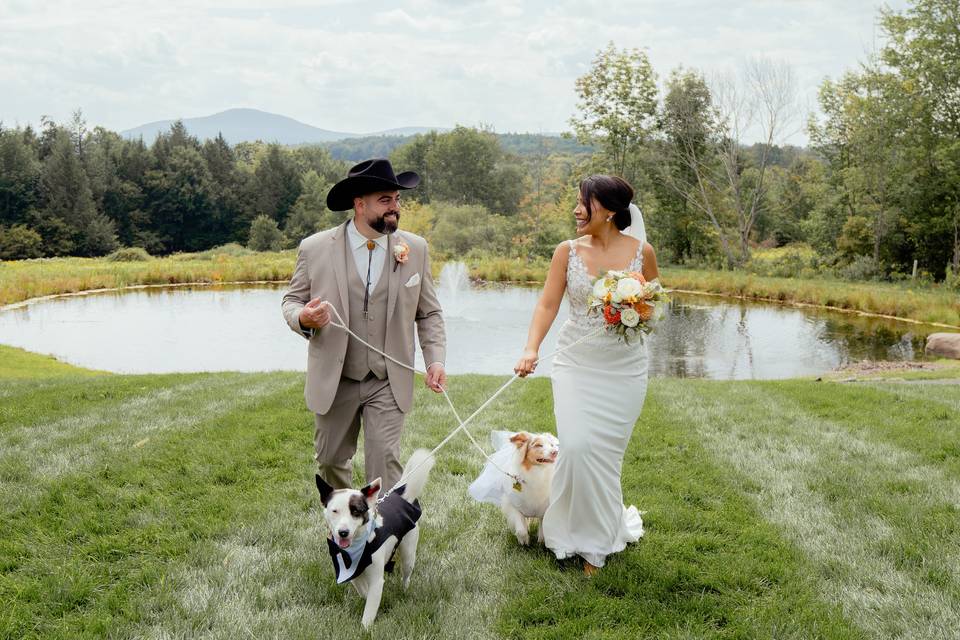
[628,271,646,284]
[603,304,621,325]
[636,302,654,321]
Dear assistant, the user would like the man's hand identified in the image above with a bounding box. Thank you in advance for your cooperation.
[425,363,446,393]
[299,298,331,330]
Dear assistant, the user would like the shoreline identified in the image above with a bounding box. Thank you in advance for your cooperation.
[2,276,956,331]
[1,252,957,327]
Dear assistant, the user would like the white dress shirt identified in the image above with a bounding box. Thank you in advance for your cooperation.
[346,219,388,288]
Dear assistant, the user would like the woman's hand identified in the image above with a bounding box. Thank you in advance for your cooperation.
[514,348,539,377]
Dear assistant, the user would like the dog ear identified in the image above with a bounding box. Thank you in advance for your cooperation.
[315,474,334,506]
[361,477,381,503]
[509,432,530,449]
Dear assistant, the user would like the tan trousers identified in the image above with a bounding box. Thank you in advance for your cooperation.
[314,375,405,491]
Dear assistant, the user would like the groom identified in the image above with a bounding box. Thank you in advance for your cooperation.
[281,158,446,491]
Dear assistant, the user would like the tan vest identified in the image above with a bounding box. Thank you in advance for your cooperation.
[342,236,389,381]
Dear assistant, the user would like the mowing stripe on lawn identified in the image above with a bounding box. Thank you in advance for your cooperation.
[864,381,960,414]
[678,380,960,639]
[1,377,307,639]
[768,381,960,476]
[0,375,181,431]
[0,374,300,514]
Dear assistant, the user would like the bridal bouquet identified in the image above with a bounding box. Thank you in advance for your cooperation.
[588,270,669,342]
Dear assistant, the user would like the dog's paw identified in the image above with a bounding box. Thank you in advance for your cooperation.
[403,575,411,590]
[515,529,530,546]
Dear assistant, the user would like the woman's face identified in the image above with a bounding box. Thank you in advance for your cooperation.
[573,191,611,236]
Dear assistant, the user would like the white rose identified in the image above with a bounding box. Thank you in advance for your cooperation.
[591,278,609,300]
[620,308,640,327]
[615,277,642,300]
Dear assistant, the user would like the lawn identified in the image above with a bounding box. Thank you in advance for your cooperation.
[2,345,959,639]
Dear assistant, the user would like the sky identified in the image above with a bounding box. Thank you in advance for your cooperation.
[1,0,910,143]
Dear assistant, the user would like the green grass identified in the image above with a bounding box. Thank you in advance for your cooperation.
[0,344,104,379]
[3,351,960,638]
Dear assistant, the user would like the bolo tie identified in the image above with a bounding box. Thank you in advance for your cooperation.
[363,240,375,318]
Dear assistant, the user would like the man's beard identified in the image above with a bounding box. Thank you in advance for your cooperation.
[370,211,400,234]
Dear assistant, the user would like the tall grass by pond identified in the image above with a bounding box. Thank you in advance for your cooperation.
[0,245,295,307]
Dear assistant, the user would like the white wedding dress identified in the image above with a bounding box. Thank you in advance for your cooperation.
[541,238,646,567]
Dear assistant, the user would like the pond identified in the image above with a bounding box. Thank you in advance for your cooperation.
[0,264,935,379]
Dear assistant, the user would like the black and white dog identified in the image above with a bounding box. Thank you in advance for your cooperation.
[315,449,435,628]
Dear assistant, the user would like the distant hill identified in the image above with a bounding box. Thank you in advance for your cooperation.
[119,108,594,159]
[120,108,444,145]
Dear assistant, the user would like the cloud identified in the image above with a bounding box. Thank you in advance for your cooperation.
[1,0,911,142]
[372,7,459,32]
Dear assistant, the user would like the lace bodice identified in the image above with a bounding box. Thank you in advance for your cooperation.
[564,238,644,331]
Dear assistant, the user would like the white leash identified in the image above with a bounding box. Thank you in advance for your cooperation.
[323,304,604,503]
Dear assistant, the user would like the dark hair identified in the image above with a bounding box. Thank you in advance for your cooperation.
[579,175,634,231]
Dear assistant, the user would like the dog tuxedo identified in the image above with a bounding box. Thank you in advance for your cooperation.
[326,487,422,584]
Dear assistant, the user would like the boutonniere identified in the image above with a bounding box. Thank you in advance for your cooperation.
[393,240,409,271]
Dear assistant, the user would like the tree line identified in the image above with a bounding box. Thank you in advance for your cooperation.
[322,131,593,162]
[0,113,573,261]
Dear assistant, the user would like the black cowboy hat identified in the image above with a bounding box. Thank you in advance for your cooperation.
[326,158,420,212]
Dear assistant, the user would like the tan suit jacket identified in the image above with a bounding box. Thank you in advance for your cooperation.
[281,220,446,415]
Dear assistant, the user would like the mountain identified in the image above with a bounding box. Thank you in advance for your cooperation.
[120,108,443,145]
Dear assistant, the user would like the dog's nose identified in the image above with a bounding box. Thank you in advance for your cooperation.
[338,529,350,539]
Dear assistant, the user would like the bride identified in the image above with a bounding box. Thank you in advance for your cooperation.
[514,174,659,575]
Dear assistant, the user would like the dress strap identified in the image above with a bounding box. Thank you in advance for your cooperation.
[632,240,644,270]
[568,239,577,255]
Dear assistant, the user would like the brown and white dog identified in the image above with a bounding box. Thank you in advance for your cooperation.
[500,431,560,545]
[315,449,435,628]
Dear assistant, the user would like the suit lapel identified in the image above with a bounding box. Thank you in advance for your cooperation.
[331,220,350,319]
[386,232,401,325]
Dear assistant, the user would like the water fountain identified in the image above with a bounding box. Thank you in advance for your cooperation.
[438,261,471,318]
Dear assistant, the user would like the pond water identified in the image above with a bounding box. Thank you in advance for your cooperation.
[0,265,934,379]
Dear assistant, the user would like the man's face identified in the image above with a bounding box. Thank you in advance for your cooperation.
[355,190,401,234]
